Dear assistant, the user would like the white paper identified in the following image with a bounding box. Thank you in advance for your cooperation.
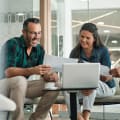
[43,54,78,72]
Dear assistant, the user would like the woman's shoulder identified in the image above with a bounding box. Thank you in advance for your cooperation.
[70,44,80,58]
[96,46,109,53]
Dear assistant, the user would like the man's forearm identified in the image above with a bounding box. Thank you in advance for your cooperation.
[5,67,34,78]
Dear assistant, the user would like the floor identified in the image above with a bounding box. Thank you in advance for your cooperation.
[25,113,94,120]
[24,105,120,120]
[1,104,120,120]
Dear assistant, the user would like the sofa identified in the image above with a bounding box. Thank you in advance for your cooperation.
[55,78,120,105]
[1,77,120,120]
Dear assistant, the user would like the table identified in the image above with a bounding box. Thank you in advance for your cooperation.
[44,88,83,120]
[69,92,77,120]
[45,87,97,120]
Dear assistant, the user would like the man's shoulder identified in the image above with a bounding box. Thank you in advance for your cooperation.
[4,36,24,48]
[5,37,20,45]
[36,44,44,51]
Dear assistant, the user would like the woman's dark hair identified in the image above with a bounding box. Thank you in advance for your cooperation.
[23,18,40,30]
[70,23,105,58]
[79,22,104,47]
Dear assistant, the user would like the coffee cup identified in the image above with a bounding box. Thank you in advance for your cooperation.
[45,82,55,88]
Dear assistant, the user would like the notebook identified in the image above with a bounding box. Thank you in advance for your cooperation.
[62,63,100,90]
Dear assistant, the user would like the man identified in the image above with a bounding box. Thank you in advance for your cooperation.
[110,67,120,77]
[0,18,59,120]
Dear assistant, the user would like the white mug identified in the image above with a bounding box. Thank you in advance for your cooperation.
[45,82,55,88]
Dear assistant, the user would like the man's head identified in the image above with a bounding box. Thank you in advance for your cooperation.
[22,18,41,47]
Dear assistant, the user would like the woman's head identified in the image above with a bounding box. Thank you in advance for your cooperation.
[79,23,104,49]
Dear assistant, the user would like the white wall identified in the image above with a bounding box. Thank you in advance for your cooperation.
[0,0,37,48]
[8,0,33,12]
[33,0,40,11]
[70,0,120,10]
[53,0,120,11]
[0,0,8,12]
[0,0,9,47]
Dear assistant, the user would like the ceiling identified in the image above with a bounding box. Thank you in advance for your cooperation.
[52,8,120,66]
[52,8,120,48]
[71,9,120,49]
[52,0,120,66]
[71,9,120,66]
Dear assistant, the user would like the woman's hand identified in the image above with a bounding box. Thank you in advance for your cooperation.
[100,75,113,82]
[81,90,93,96]
[109,67,120,77]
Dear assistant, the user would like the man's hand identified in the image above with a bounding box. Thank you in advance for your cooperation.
[32,65,51,75]
[31,65,59,82]
[43,72,59,82]
[109,67,120,77]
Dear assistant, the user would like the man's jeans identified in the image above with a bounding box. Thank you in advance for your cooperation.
[0,76,59,120]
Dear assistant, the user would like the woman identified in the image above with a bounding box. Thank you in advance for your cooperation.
[66,23,116,120]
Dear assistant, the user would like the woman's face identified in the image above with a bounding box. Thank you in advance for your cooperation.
[79,30,95,50]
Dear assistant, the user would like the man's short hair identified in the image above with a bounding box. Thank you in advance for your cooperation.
[23,18,40,30]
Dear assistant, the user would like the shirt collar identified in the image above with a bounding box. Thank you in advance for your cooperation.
[80,48,97,60]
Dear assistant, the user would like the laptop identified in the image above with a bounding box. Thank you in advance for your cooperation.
[62,63,100,90]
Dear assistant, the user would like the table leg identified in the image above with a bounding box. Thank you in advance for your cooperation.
[70,92,77,120]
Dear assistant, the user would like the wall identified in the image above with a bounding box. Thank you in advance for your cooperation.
[70,0,120,10]
[0,0,39,48]
[8,0,33,12]
[0,0,9,47]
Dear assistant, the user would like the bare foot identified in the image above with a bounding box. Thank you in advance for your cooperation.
[83,110,91,120]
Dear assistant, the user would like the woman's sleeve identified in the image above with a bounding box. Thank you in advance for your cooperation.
[100,47,111,68]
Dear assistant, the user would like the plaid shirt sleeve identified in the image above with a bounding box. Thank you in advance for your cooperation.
[5,38,19,69]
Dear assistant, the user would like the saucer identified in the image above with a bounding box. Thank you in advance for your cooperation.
[44,86,58,90]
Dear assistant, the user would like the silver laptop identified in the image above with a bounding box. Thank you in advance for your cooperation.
[62,63,100,90]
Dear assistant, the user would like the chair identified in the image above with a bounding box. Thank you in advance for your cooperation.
[0,94,16,111]
[0,94,16,120]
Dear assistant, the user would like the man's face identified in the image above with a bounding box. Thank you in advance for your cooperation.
[23,22,42,47]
